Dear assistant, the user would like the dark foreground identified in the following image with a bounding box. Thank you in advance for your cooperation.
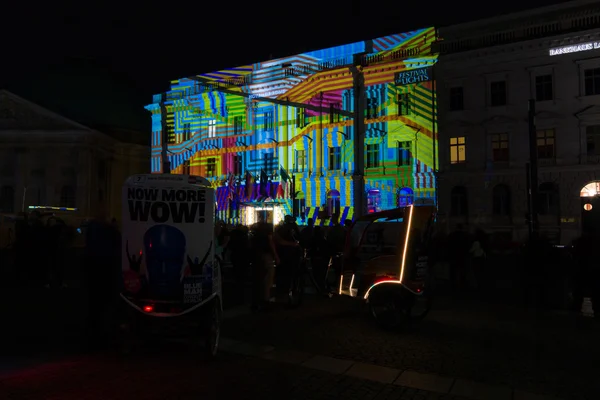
[1,270,597,400]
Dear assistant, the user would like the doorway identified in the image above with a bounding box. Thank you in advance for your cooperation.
[580,182,600,234]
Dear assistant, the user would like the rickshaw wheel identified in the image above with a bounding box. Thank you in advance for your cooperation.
[203,297,222,360]
[368,286,409,330]
[406,293,432,321]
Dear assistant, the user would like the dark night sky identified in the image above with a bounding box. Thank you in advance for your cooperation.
[1,0,570,132]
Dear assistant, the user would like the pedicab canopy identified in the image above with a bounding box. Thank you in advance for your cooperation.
[120,174,219,315]
[344,204,435,300]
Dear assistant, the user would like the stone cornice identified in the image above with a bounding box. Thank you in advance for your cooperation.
[438,2,600,58]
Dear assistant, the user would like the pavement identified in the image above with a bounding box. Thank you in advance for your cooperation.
[220,294,599,400]
[0,341,475,400]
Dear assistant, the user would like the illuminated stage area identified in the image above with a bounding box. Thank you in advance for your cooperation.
[146,28,438,225]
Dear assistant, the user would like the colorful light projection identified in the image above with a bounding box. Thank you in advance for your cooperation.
[146,27,438,226]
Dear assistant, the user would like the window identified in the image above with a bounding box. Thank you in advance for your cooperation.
[59,186,76,208]
[492,184,511,216]
[182,123,191,141]
[398,93,410,116]
[327,190,341,217]
[367,189,381,213]
[293,191,306,218]
[206,158,216,177]
[449,137,466,164]
[535,75,553,102]
[182,160,190,175]
[329,103,341,123]
[328,146,341,170]
[207,119,217,138]
[449,87,464,111]
[490,81,507,106]
[397,141,412,166]
[536,129,555,159]
[296,150,306,172]
[264,111,274,131]
[264,153,274,171]
[539,182,559,215]
[233,116,243,135]
[491,133,509,162]
[296,108,308,128]
[233,155,243,175]
[367,98,378,119]
[586,125,600,156]
[366,144,379,168]
[450,186,468,216]
[0,185,14,213]
[584,68,600,96]
[398,187,414,207]
[167,126,176,144]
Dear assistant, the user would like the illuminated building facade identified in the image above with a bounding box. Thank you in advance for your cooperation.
[436,0,600,244]
[146,27,438,225]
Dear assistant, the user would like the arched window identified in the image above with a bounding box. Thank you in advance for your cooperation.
[450,186,468,216]
[398,187,414,207]
[580,182,600,198]
[0,185,15,213]
[492,184,511,216]
[367,189,381,213]
[60,185,76,208]
[539,182,559,215]
[327,189,341,217]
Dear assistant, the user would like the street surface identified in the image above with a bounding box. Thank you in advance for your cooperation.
[1,277,596,400]
[222,294,599,400]
[0,340,473,400]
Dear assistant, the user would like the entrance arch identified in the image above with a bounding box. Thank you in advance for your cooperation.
[580,181,600,233]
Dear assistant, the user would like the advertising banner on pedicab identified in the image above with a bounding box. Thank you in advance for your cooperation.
[121,174,219,310]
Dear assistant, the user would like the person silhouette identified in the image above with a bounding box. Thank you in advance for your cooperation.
[125,241,143,272]
[185,242,213,276]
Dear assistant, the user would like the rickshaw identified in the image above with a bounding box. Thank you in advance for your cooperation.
[119,174,222,358]
[336,204,436,329]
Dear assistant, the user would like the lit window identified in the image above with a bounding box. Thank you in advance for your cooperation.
[449,137,466,164]
[208,119,217,138]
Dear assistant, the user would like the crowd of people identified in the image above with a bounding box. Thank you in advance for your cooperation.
[5,208,598,353]
[11,210,75,289]
[217,215,351,312]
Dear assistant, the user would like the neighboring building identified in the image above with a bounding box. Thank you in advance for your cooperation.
[0,90,149,225]
[147,28,439,226]
[436,0,600,244]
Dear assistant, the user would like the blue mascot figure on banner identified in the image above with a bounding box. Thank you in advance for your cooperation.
[143,224,187,300]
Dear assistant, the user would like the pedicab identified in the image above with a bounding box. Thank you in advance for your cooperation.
[336,204,436,329]
[119,174,222,358]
